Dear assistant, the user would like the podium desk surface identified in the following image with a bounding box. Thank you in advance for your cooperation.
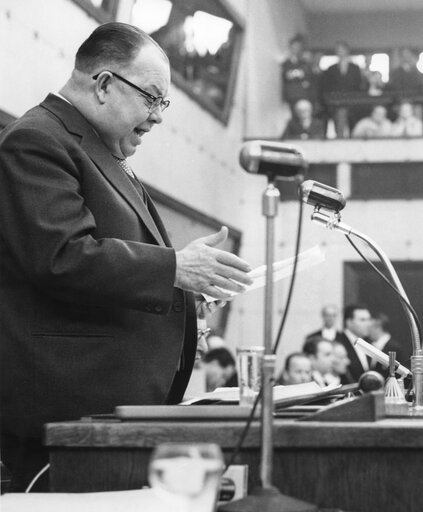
[45,416,423,448]
[44,416,423,512]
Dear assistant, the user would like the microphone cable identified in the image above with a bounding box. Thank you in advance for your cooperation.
[345,234,422,343]
[224,184,304,471]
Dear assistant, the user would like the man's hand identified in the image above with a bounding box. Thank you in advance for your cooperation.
[174,226,253,300]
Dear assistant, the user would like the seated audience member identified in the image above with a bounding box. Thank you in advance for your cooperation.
[391,101,423,137]
[368,312,409,378]
[303,337,335,387]
[352,105,392,138]
[366,70,385,97]
[202,348,236,392]
[282,99,325,140]
[338,304,372,382]
[331,341,354,385]
[281,35,313,111]
[277,352,312,386]
[305,304,343,342]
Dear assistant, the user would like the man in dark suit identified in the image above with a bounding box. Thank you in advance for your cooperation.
[369,313,410,378]
[337,304,372,382]
[321,41,364,137]
[0,22,252,491]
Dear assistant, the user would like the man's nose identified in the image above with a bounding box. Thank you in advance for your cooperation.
[148,107,164,124]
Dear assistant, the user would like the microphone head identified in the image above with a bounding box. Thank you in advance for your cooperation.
[358,371,385,393]
[239,140,307,178]
[300,180,346,212]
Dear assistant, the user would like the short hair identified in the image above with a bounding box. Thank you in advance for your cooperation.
[203,348,235,368]
[303,337,328,357]
[343,304,370,324]
[284,352,309,371]
[75,22,167,73]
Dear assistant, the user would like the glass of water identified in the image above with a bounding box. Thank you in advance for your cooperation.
[148,442,224,512]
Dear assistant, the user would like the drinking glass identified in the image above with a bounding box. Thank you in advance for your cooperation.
[148,442,224,512]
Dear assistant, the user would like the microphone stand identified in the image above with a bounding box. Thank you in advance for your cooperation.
[221,179,317,512]
[310,208,423,410]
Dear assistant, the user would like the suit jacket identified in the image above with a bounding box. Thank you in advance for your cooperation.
[321,62,363,95]
[0,95,197,437]
[337,332,368,382]
[305,328,344,343]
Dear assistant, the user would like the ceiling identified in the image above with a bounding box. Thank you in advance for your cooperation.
[299,0,423,13]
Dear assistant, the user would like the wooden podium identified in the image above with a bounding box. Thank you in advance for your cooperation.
[45,397,423,512]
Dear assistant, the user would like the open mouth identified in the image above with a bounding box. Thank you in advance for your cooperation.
[134,127,144,135]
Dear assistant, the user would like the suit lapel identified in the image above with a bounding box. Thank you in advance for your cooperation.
[40,94,166,247]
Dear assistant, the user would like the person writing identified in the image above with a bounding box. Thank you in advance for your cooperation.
[0,22,252,491]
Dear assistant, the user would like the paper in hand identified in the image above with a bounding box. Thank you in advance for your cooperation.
[202,245,325,303]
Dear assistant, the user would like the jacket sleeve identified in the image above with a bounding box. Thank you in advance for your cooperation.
[0,126,177,313]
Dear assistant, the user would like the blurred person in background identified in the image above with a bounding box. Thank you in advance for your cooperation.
[303,337,335,387]
[321,41,364,138]
[330,341,354,385]
[202,348,236,392]
[281,35,313,112]
[338,304,372,382]
[391,100,423,137]
[277,352,312,386]
[352,105,392,138]
[387,47,423,96]
[282,98,325,140]
[305,304,343,343]
[368,312,409,378]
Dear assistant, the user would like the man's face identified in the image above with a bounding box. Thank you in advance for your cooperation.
[205,361,235,392]
[322,306,338,329]
[346,309,371,338]
[313,341,334,375]
[283,356,312,385]
[332,344,350,375]
[97,44,170,158]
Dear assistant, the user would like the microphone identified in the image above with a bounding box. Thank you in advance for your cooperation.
[239,140,307,178]
[355,337,412,378]
[300,180,346,212]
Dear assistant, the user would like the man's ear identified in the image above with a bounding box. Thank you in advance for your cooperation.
[94,72,113,104]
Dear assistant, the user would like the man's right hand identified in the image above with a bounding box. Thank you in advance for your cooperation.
[174,226,253,300]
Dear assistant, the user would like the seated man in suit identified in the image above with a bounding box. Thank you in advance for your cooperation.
[277,352,312,386]
[0,22,253,491]
[303,338,335,387]
[305,304,343,343]
[337,304,372,382]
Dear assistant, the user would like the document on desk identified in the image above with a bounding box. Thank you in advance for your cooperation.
[202,245,325,302]
[182,381,340,405]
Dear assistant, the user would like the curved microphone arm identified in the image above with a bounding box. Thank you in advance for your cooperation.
[311,209,422,356]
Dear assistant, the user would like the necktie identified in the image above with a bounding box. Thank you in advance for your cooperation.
[113,156,136,180]
[112,156,147,204]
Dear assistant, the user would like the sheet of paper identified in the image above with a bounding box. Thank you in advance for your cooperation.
[202,245,325,302]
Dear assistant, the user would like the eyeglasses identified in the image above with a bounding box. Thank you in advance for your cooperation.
[92,71,170,113]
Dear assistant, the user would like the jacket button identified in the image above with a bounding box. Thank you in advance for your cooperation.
[173,301,183,312]
[154,305,163,313]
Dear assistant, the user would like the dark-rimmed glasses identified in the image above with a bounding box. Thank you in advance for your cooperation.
[92,71,170,113]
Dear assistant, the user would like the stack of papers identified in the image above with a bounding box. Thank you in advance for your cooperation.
[182,381,340,406]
